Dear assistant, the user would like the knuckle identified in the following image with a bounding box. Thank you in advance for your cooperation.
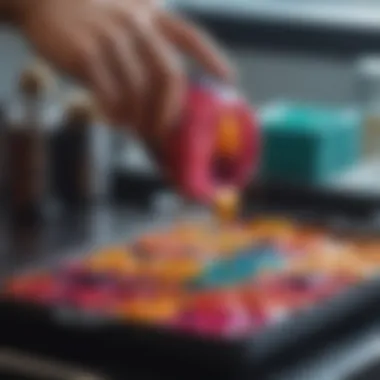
[76,41,98,66]
[156,62,183,89]
[126,9,151,30]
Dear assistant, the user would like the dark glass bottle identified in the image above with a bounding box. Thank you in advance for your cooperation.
[0,103,7,202]
[52,92,95,207]
[7,64,49,226]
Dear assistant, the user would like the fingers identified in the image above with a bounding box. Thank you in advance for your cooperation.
[140,29,186,140]
[45,3,231,140]
[69,19,145,129]
[77,6,186,139]
[76,39,119,117]
[27,0,234,142]
[95,22,146,128]
[124,14,187,140]
[158,13,235,82]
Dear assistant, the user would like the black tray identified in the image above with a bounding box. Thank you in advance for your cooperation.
[1,184,380,379]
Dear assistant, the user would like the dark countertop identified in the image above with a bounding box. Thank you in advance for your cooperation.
[1,202,380,380]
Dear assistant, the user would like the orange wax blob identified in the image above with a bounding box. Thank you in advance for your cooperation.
[86,246,138,275]
[158,258,201,282]
[286,246,370,278]
[135,234,190,259]
[171,224,211,245]
[217,113,241,158]
[249,217,295,240]
[353,241,380,267]
[290,226,327,250]
[138,258,166,278]
[216,227,254,254]
[116,296,182,324]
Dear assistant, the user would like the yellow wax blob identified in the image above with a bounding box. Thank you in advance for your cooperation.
[213,187,240,223]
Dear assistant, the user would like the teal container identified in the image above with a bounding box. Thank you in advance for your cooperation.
[260,102,361,185]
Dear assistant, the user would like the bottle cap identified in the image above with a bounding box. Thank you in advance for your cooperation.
[19,60,53,96]
[64,90,97,124]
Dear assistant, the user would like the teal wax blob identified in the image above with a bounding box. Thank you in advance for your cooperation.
[190,245,284,289]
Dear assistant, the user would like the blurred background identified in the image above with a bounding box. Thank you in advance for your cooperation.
[0,0,380,191]
[3,0,380,199]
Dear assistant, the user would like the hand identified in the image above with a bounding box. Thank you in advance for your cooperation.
[17,0,234,139]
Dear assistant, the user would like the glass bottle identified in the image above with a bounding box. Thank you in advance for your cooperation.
[356,56,380,159]
[7,63,50,226]
[52,91,95,207]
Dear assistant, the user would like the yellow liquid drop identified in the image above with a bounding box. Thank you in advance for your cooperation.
[213,187,240,223]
